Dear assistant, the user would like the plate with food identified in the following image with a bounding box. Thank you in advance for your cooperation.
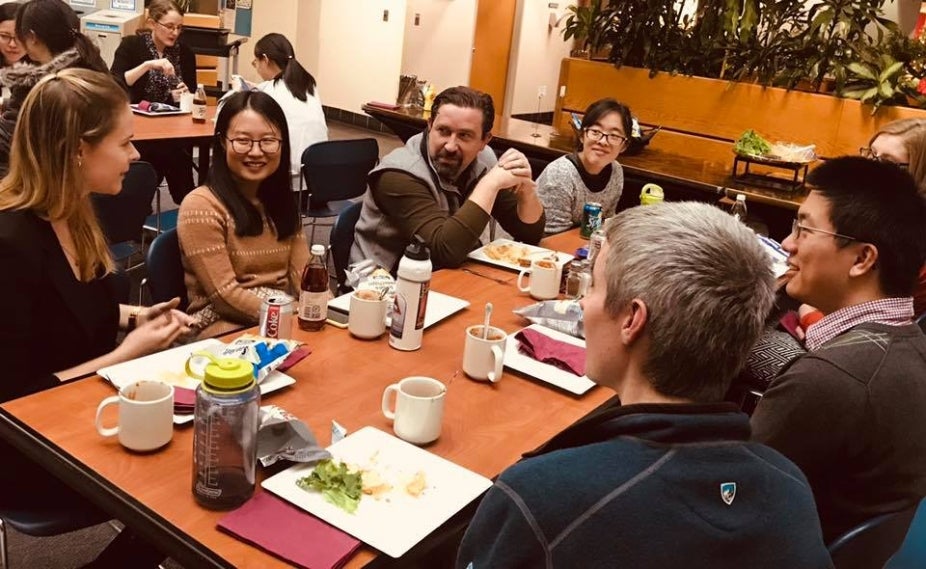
[467,238,573,272]
[733,129,817,165]
[261,426,492,558]
[98,338,296,425]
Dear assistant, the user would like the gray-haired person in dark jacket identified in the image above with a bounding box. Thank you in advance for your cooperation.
[457,202,833,569]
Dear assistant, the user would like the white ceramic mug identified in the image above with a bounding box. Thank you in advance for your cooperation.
[349,289,387,339]
[517,258,561,300]
[96,380,174,452]
[179,92,194,113]
[381,376,446,445]
[463,325,507,382]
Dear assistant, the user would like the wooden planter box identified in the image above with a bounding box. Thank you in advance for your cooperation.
[554,59,926,159]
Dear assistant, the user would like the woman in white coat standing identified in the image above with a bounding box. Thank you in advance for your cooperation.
[251,33,328,177]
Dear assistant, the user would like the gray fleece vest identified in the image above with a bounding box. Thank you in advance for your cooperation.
[350,132,496,271]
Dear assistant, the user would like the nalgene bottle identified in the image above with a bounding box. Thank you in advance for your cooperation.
[192,355,260,510]
[389,235,432,351]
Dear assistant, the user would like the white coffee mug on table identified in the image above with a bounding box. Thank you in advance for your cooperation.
[381,376,446,445]
[517,258,561,300]
[179,92,194,113]
[96,380,174,452]
[349,289,387,339]
[463,325,507,383]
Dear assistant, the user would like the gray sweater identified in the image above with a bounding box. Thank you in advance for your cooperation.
[536,155,624,234]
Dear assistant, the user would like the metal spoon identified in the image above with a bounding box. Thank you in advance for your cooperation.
[482,302,493,340]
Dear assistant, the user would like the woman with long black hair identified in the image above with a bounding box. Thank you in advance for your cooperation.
[251,33,328,176]
[178,90,308,338]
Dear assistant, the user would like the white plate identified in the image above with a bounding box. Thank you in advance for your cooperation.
[98,339,296,425]
[328,290,469,329]
[261,426,492,558]
[504,324,595,395]
[130,104,191,117]
[467,238,574,273]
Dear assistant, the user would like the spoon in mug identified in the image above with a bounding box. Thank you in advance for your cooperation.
[482,302,493,340]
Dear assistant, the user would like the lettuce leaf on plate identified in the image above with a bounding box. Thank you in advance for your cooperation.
[297,459,363,513]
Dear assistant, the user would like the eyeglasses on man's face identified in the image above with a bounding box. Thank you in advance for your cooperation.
[0,32,16,45]
[790,219,858,242]
[584,127,627,146]
[859,146,909,169]
[153,20,183,34]
[225,136,282,155]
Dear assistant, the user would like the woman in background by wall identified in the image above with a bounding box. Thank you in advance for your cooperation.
[111,0,197,204]
[251,33,328,177]
[0,2,24,68]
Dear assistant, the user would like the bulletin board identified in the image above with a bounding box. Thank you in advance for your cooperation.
[222,0,252,37]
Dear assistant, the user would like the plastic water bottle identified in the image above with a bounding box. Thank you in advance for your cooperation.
[731,194,748,222]
[192,355,260,510]
[298,244,328,331]
[389,235,432,351]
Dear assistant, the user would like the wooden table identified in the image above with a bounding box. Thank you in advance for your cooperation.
[132,107,217,176]
[362,104,806,239]
[0,232,613,569]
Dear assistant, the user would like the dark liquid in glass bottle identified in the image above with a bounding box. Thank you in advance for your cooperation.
[298,244,328,331]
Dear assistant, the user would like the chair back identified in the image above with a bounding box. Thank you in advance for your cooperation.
[300,138,379,208]
[885,498,926,569]
[828,504,919,569]
[329,201,363,294]
[145,228,187,309]
[93,161,158,244]
[917,311,926,333]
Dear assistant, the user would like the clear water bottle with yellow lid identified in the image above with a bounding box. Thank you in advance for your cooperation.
[192,352,260,509]
[640,183,664,206]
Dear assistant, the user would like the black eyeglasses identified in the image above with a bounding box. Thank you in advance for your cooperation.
[791,219,858,242]
[153,20,183,33]
[859,146,909,169]
[0,32,16,45]
[584,128,627,145]
[225,137,282,155]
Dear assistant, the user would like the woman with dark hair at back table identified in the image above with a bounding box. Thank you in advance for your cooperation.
[0,0,108,175]
[535,98,630,234]
[0,2,24,68]
[251,33,328,177]
[111,0,197,204]
[178,90,308,339]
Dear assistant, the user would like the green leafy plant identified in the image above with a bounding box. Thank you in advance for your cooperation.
[562,0,614,56]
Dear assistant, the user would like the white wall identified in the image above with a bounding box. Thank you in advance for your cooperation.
[238,0,301,84]
[314,0,406,112]
[402,0,477,92]
[506,0,574,115]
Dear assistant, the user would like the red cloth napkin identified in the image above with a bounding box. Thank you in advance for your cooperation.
[279,347,311,371]
[174,387,196,414]
[218,492,361,569]
[516,328,586,376]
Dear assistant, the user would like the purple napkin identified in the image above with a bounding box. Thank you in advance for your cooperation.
[516,328,586,376]
[174,387,196,414]
[218,492,361,569]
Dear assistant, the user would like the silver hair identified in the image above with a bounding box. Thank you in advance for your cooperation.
[602,201,776,402]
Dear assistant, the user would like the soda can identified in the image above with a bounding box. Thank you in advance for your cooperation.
[259,294,295,340]
[580,202,603,239]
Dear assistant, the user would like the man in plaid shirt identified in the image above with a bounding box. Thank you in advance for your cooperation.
[752,156,926,544]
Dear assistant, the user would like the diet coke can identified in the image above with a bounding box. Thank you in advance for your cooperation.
[259,294,294,340]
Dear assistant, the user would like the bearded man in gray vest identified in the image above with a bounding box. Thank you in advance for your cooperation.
[351,86,545,271]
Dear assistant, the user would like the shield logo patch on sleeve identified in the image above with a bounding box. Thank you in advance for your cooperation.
[720,482,736,506]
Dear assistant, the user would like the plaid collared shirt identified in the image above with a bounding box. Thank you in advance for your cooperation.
[804,297,915,351]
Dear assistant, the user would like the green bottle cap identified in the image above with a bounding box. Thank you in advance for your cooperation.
[186,351,254,390]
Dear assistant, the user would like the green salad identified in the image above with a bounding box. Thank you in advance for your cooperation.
[734,129,771,157]
[297,459,363,514]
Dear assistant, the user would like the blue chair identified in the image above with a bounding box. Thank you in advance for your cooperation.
[92,161,158,272]
[885,498,926,568]
[828,504,918,569]
[141,228,187,310]
[298,138,378,242]
[329,201,363,294]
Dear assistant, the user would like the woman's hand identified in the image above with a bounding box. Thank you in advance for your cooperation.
[169,82,189,103]
[117,305,193,360]
[138,297,194,328]
[147,58,175,76]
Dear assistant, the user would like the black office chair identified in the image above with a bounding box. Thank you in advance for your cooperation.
[141,228,187,310]
[917,312,926,333]
[329,201,363,294]
[298,138,379,242]
[92,161,159,272]
[828,504,919,569]
[885,498,926,568]
[0,502,109,569]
